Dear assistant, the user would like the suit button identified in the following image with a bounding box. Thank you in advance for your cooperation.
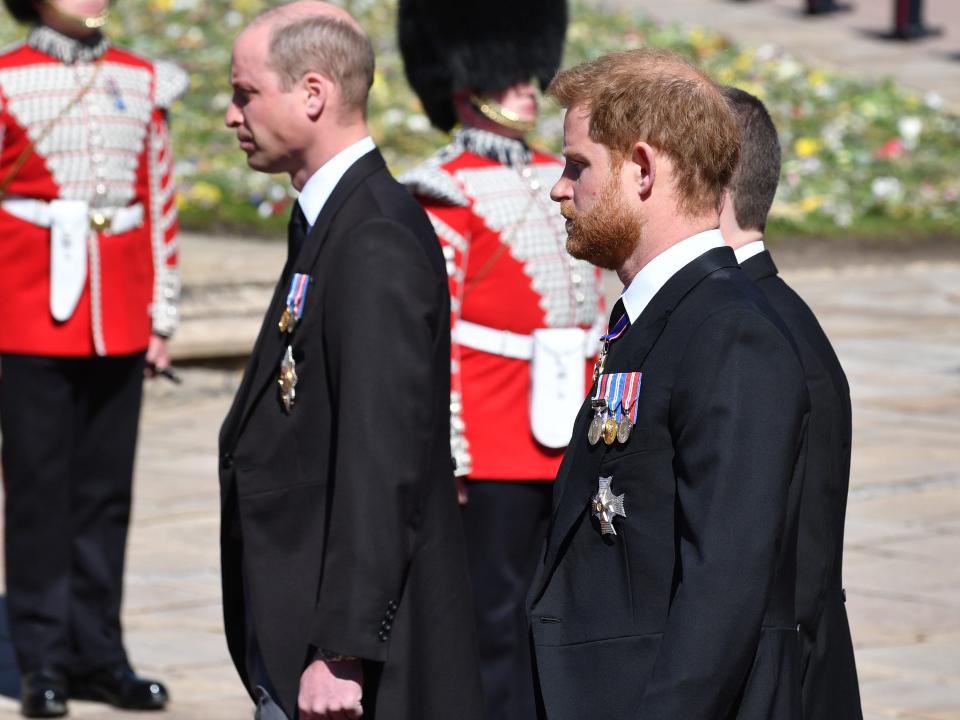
[380,620,391,630]
[377,631,388,642]
[387,601,398,612]
[221,452,234,470]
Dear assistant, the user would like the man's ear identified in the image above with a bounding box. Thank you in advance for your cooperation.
[302,72,329,121]
[628,141,656,201]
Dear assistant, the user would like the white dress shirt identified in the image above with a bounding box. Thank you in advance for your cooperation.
[734,239,766,264]
[620,229,726,323]
[297,136,377,230]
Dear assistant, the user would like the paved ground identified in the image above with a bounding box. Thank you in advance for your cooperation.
[1,234,958,718]
[602,0,960,109]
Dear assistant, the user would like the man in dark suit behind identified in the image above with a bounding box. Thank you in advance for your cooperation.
[719,86,864,720]
[218,3,483,719]
[528,48,810,719]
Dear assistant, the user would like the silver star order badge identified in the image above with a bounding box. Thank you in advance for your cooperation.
[278,345,298,413]
[592,475,626,536]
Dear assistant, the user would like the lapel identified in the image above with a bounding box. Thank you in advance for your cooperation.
[228,149,387,444]
[531,246,739,603]
[739,248,778,282]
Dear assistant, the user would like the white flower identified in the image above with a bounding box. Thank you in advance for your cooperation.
[268,184,287,202]
[209,92,231,112]
[924,91,944,110]
[871,176,903,201]
[381,108,404,127]
[405,114,431,132]
[898,116,923,150]
[257,201,274,219]
[225,11,244,27]
[755,43,779,62]
[775,56,802,81]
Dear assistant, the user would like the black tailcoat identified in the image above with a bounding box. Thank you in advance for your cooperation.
[529,247,810,720]
[740,250,863,720]
[218,150,483,720]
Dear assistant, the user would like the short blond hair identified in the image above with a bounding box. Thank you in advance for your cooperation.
[549,48,740,217]
[266,14,375,114]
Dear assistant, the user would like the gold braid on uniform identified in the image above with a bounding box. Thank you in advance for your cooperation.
[469,95,536,134]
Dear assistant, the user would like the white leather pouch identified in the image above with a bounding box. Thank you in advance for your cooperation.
[530,328,588,448]
[49,200,89,322]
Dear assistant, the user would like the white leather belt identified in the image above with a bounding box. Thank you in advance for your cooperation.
[454,319,602,360]
[1,198,145,235]
[1,198,145,322]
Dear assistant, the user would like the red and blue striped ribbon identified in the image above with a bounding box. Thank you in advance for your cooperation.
[285,273,311,321]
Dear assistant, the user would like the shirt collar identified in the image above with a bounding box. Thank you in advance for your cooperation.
[27,25,110,64]
[297,136,376,229]
[620,229,725,323]
[733,239,766,264]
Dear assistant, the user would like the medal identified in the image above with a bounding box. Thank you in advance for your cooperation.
[278,345,298,412]
[588,413,603,445]
[617,396,635,443]
[278,307,293,333]
[592,475,626,535]
[602,416,618,445]
[279,273,311,334]
[588,399,607,446]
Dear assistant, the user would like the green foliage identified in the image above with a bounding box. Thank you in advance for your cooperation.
[2,0,958,239]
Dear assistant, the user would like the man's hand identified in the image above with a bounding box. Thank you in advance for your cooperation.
[298,658,364,719]
[144,334,171,379]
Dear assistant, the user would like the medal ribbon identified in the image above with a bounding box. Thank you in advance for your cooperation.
[285,273,310,321]
[595,371,643,422]
[600,312,630,344]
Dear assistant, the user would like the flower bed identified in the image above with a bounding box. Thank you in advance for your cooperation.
[2,0,957,239]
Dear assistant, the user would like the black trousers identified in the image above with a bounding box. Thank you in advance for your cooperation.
[462,479,552,720]
[0,353,144,675]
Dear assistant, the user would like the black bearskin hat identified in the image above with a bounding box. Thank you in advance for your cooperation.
[4,0,40,23]
[399,0,568,132]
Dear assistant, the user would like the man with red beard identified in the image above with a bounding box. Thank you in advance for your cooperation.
[527,49,810,720]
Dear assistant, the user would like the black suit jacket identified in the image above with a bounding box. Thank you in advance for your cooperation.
[218,149,483,720]
[741,250,863,720]
[529,247,810,720]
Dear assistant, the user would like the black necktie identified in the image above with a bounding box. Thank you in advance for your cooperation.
[287,202,308,263]
[607,298,627,331]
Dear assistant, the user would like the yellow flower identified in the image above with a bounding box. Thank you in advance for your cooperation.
[187,181,223,208]
[689,26,708,48]
[794,137,821,158]
[801,196,823,213]
[807,70,828,88]
[734,50,755,72]
[150,0,172,10]
[716,67,736,85]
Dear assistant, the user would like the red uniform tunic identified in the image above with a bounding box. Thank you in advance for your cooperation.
[0,26,185,356]
[403,129,604,480]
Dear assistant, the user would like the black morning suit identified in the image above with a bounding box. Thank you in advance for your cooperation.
[218,149,484,720]
[528,247,810,720]
[740,250,863,720]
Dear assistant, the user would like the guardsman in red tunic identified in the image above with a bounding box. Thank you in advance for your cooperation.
[399,2,604,717]
[0,1,185,715]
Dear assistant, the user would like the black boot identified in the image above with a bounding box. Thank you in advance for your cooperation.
[69,664,168,711]
[20,669,68,718]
